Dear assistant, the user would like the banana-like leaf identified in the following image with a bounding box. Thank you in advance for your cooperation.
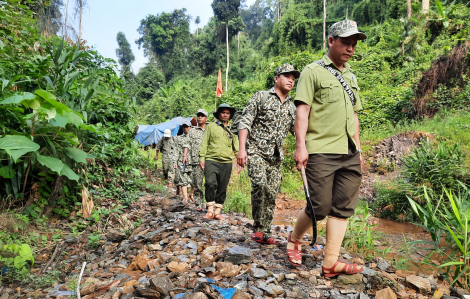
[0,92,35,105]
[37,154,64,173]
[64,147,87,163]
[0,135,40,161]
[60,164,79,181]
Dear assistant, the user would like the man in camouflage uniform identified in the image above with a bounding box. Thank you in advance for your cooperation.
[237,64,299,244]
[187,109,209,211]
[155,129,176,187]
[173,121,192,202]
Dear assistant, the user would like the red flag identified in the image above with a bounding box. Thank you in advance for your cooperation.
[216,68,223,97]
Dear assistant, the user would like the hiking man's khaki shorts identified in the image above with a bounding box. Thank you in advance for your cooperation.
[304,147,362,221]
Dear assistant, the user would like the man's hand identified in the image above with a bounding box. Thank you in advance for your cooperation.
[237,149,248,168]
[293,146,309,171]
[154,155,158,161]
[173,164,177,169]
[182,156,188,164]
[200,161,205,170]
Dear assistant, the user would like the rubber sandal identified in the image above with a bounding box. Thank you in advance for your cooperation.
[251,232,280,245]
[213,214,224,220]
[195,207,203,212]
[286,232,302,267]
[203,212,214,220]
[322,259,363,278]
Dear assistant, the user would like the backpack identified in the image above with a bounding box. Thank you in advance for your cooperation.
[230,90,270,135]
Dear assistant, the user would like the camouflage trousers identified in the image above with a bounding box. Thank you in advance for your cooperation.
[175,168,192,187]
[191,164,204,207]
[161,156,175,182]
[248,154,282,237]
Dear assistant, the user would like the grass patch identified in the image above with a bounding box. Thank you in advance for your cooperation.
[361,109,470,167]
[280,170,304,200]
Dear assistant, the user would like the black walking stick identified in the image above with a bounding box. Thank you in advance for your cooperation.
[300,164,317,246]
[183,162,186,173]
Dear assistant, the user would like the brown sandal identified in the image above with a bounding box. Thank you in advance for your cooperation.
[203,212,214,219]
[286,232,302,267]
[322,259,363,278]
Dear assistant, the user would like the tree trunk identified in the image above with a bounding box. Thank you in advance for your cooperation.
[196,26,198,38]
[226,23,229,93]
[408,0,412,17]
[64,0,70,39]
[323,0,326,50]
[79,0,82,42]
[238,31,240,56]
[422,0,429,14]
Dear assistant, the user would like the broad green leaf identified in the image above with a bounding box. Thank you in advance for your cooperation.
[0,166,15,178]
[49,114,68,127]
[14,255,26,270]
[35,89,56,101]
[65,147,87,163]
[0,136,39,160]
[37,154,64,173]
[67,111,84,127]
[60,164,79,181]
[0,92,35,105]
[46,108,57,120]
[22,98,41,109]
[80,123,101,133]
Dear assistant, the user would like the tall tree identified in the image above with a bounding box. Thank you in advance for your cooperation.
[211,0,243,92]
[195,16,201,38]
[73,0,87,41]
[422,0,429,13]
[136,9,192,82]
[27,0,64,36]
[116,32,135,72]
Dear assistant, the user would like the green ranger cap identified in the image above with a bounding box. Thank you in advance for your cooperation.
[274,63,300,79]
[328,19,367,40]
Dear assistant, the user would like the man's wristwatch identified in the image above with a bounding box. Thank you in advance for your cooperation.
[358,149,363,153]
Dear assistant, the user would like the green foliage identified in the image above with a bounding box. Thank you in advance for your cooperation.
[408,186,470,288]
[136,9,192,82]
[370,180,411,221]
[0,243,34,275]
[88,233,101,248]
[135,62,166,104]
[116,32,135,69]
[401,140,468,197]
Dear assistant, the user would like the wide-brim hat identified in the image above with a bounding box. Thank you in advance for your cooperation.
[213,103,236,120]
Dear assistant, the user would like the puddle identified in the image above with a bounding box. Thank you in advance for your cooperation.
[373,219,423,235]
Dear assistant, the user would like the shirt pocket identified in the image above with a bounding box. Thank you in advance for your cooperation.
[320,80,342,103]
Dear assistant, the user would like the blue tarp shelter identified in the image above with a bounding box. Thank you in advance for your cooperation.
[135,117,195,146]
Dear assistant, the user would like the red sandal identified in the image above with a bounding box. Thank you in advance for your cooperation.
[195,207,203,212]
[322,259,363,278]
[203,212,214,220]
[213,213,225,220]
[286,232,302,267]
[251,232,280,245]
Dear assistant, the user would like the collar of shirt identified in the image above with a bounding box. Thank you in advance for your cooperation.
[268,87,293,103]
[322,54,352,74]
[195,125,205,131]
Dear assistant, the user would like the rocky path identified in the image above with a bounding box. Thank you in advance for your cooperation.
[4,190,465,299]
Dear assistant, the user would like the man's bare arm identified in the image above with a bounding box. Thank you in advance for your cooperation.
[237,129,249,168]
[293,103,310,171]
[353,112,363,165]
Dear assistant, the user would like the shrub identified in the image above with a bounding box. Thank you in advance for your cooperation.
[401,140,468,198]
[370,180,411,221]
[408,185,470,288]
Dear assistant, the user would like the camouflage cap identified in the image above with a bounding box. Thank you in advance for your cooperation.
[328,19,367,40]
[274,63,300,79]
[196,108,209,117]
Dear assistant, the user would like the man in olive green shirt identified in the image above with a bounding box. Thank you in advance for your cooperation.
[199,103,239,220]
[287,19,365,277]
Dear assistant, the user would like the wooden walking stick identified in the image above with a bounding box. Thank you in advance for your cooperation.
[300,164,317,246]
